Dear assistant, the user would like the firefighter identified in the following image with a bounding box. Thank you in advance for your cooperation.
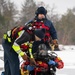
[2,26,45,75]
[25,6,59,51]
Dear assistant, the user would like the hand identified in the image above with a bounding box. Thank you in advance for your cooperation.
[30,58,36,66]
[52,39,58,48]
[27,65,35,71]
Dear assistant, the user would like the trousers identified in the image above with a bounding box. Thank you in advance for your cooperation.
[2,39,20,75]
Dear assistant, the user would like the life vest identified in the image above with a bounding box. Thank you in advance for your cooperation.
[3,26,33,42]
[29,20,51,42]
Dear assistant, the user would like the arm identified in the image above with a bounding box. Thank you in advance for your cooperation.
[12,30,30,60]
[49,22,59,49]
[49,22,57,40]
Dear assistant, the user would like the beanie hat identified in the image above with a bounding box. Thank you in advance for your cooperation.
[35,6,47,15]
[34,28,45,39]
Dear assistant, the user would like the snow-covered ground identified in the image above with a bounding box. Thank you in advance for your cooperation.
[0,45,75,75]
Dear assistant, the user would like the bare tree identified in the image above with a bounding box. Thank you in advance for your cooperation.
[0,0,18,43]
[56,8,75,44]
[20,0,37,25]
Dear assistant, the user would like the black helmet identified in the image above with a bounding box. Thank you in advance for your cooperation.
[34,28,46,39]
[35,6,47,16]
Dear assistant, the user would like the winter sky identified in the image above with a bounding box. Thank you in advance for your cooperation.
[10,0,75,15]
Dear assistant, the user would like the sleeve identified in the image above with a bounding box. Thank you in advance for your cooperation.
[49,21,58,40]
[12,30,30,56]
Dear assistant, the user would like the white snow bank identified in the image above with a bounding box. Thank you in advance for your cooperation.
[1,44,75,51]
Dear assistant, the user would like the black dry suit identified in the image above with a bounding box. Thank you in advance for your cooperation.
[2,26,35,75]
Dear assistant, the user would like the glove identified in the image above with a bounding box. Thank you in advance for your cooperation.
[27,65,35,71]
[56,61,64,69]
[52,39,58,48]
[48,60,56,65]
[55,57,64,69]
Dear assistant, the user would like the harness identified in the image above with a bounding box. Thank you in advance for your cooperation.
[29,20,51,42]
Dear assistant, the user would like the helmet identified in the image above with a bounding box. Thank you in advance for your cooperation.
[34,28,46,39]
[35,6,47,15]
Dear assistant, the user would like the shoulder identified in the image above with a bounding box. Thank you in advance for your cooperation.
[45,18,53,24]
[44,18,53,27]
[18,30,31,40]
[25,19,34,25]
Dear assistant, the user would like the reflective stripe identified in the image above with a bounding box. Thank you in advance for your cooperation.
[12,44,20,51]
[7,37,11,42]
[3,34,11,42]
[3,30,11,42]
[16,49,22,54]
[29,48,33,58]
[19,51,25,56]
[15,30,24,42]
[3,34,7,39]
[12,44,25,56]
[30,55,33,58]
[29,43,32,48]
[29,48,32,53]
[18,31,23,36]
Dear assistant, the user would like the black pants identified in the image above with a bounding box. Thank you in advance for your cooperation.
[2,39,20,75]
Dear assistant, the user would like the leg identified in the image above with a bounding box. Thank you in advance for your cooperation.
[4,52,11,75]
[2,39,11,75]
[2,39,20,75]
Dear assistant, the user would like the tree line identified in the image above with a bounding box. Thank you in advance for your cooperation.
[0,0,75,45]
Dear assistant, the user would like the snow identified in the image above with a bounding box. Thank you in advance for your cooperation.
[0,44,75,75]
[55,50,75,69]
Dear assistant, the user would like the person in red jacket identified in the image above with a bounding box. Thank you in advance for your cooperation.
[2,26,45,75]
[25,6,59,51]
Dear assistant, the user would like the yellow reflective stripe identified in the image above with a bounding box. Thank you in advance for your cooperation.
[30,55,33,58]
[18,31,22,36]
[29,43,32,48]
[29,48,32,52]
[12,45,24,56]
[12,45,20,52]
[29,48,33,58]
[7,38,11,42]
[3,34,7,39]
[3,30,11,42]
[19,51,25,56]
